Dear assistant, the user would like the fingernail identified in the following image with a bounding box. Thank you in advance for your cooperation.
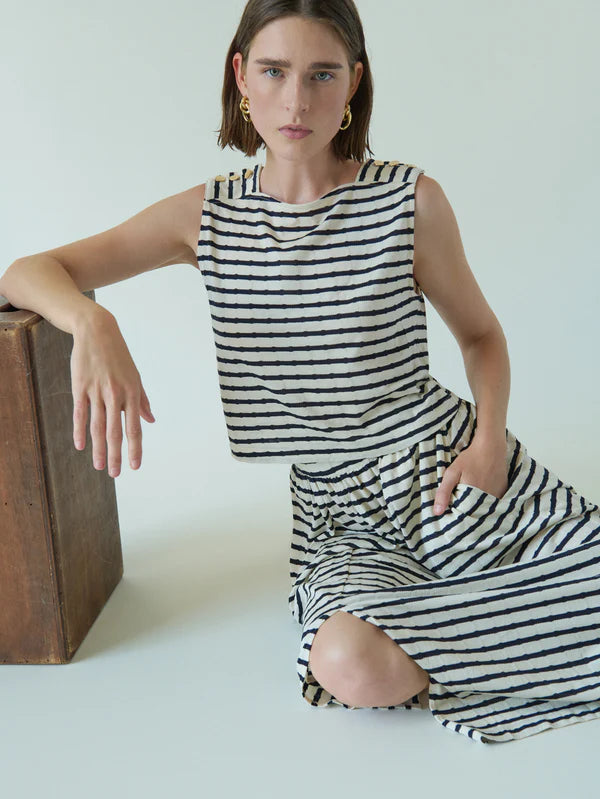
[131,459,140,469]
[434,504,443,514]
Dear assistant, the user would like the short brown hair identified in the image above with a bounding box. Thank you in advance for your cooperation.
[216,0,374,162]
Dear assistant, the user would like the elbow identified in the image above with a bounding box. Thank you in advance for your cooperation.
[0,259,20,302]
[460,316,507,355]
[479,310,506,345]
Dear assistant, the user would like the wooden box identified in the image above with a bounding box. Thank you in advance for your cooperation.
[0,291,123,663]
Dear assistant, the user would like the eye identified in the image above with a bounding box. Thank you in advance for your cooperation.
[262,67,334,81]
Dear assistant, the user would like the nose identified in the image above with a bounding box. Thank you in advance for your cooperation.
[285,75,309,114]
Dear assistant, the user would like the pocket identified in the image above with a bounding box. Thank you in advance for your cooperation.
[451,480,513,516]
[454,480,508,502]
[450,429,530,521]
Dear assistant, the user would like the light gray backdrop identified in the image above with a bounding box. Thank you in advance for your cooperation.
[3,0,599,502]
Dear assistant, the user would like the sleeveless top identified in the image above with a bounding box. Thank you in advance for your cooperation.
[196,157,463,465]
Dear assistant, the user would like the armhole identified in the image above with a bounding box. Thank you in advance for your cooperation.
[194,179,211,271]
[411,167,425,297]
[409,164,425,182]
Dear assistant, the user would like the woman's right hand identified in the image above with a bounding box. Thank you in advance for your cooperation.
[70,309,156,478]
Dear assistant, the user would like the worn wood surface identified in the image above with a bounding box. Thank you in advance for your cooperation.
[0,290,123,663]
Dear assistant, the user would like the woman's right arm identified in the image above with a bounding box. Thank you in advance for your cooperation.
[0,182,205,332]
[0,182,206,477]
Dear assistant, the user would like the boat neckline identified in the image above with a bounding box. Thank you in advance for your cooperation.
[251,159,372,209]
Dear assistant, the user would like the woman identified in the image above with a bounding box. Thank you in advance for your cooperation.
[2,0,600,745]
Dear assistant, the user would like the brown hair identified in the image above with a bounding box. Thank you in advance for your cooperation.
[216,0,374,162]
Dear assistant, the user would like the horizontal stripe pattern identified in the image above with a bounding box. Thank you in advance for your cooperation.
[197,158,461,463]
[288,396,600,743]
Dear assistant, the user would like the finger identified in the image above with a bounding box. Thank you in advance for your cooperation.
[124,396,144,469]
[89,393,107,471]
[73,393,89,450]
[140,385,155,422]
[433,470,459,515]
[105,398,124,478]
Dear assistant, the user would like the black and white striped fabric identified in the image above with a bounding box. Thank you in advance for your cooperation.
[288,394,600,744]
[197,158,461,463]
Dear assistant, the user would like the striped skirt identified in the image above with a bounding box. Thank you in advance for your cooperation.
[287,395,600,744]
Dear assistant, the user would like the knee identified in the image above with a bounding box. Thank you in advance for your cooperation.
[309,611,412,706]
[309,611,378,678]
[309,612,375,689]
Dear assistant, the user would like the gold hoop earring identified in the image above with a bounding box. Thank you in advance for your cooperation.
[339,102,352,130]
[239,95,251,123]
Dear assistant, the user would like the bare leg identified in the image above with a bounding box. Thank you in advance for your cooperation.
[309,611,430,708]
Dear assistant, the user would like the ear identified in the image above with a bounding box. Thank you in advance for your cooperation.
[232,52,248,96]
[348,61,364,101]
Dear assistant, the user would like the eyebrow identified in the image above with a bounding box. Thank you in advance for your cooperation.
[253,57,344,70]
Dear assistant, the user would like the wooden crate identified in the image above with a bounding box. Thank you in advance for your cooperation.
[0,291,123,663]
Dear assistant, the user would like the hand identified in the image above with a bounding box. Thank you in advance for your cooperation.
[433,437,508,515]
[70,311,156,478]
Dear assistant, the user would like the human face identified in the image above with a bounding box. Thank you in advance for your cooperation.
[233,16,363,158]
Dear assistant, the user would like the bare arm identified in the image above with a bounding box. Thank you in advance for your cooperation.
[412,173,510,446]
[413,174,511,514]
[0,182,205,477]
[0,182,205,334]
[0,254,110,335]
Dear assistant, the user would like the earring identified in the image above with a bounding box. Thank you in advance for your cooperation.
[239,95,251,123]
[339,102,352,130]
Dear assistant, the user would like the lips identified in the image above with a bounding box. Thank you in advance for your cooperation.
[280,126,311,132]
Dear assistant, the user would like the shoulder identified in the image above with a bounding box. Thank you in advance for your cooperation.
[374,159,424,181]
[414,173,446,211]
[413,173,459,238]
[151,182,207,267]
[202,168,256,200]
[412,173,467,287]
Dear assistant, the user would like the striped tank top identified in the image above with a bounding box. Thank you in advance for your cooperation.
[196,157,463,464]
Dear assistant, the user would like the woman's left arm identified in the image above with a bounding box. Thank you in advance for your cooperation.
[412,174,511,513]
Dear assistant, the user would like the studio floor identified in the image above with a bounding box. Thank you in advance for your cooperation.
[2,450,599,799]
[0,436,600,799]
